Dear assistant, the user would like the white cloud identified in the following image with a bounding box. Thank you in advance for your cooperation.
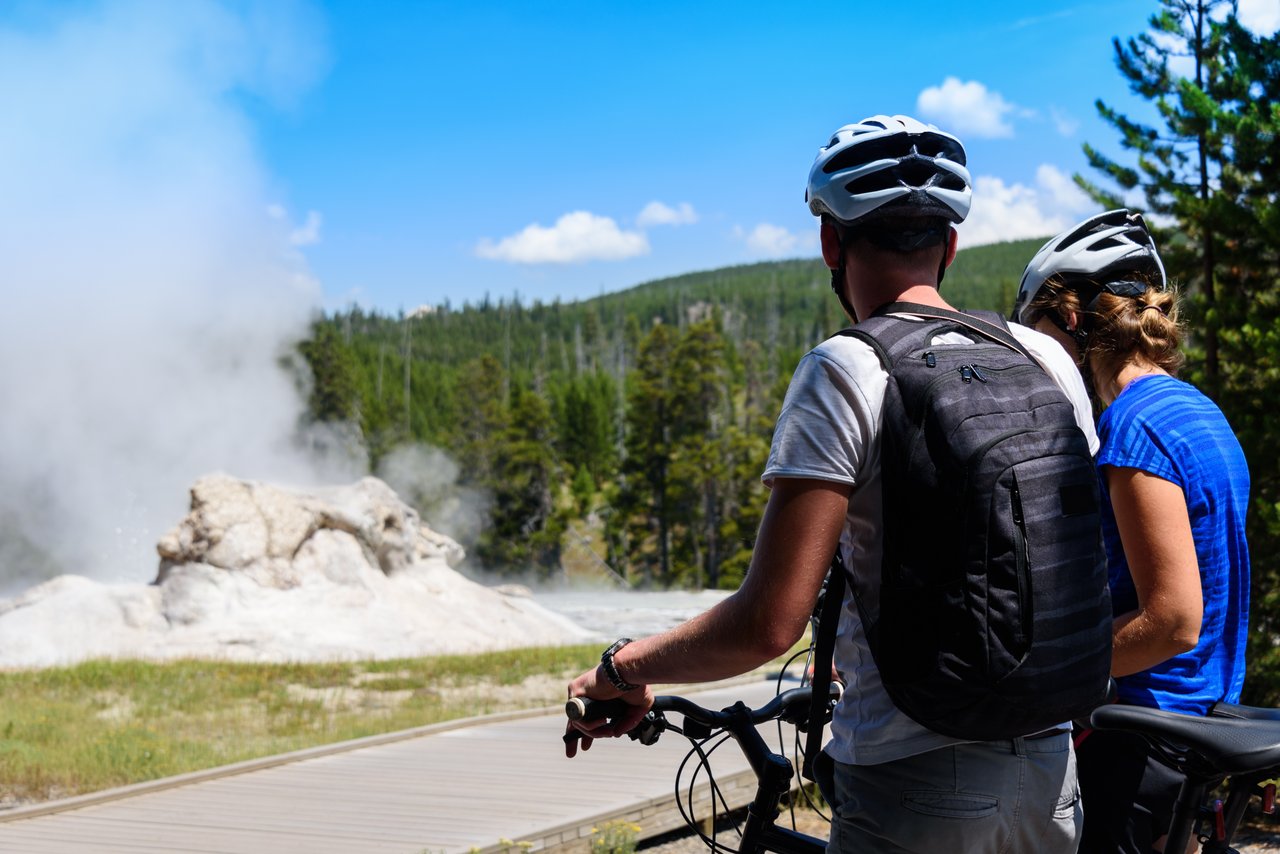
[476,211,649,264]
[290,209,323,246]
[1011,9,1077,29]
[917,77,1019,138]
[735,223,813,257]
[1239,0,1280,35]
[269,205,323,246]
[636,200,698,227]
[1049,107,1079,137]
[1034,164,1094,214]
[958,165,1097,247]
[1152,29,1198,80]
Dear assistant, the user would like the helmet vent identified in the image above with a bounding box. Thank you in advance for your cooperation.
[823,136,910,174]
[844,171,901,195]
[912,137,966,165]
[807,116,972,226]
[1054,219,1106,253]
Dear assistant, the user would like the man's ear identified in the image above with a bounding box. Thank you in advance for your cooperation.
[820,221,843,269]
[943,226,958,269]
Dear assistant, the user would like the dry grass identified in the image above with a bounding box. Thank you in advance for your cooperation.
[0,644,601,806]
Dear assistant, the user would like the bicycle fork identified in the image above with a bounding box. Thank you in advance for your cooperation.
[726,702,826,854]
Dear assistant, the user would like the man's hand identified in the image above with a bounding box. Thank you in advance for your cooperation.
[564,664,653,758]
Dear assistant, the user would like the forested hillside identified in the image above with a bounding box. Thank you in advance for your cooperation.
[299,238,1044,590]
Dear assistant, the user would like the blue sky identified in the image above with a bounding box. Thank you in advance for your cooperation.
[7,1,1280,315]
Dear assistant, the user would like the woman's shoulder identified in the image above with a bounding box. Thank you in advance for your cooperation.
[1113,373,1216,416]
[1102,374,1238,460]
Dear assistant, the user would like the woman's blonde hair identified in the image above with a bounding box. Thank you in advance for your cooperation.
[1025,272,1183,394]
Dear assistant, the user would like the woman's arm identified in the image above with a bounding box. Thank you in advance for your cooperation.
[1105,465,1203,677]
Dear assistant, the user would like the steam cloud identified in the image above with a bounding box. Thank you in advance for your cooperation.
[0,1,361,592]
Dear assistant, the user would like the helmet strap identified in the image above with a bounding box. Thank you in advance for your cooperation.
[828,234,859,323]
[831,264,859,324]
[1047,309,1091,346]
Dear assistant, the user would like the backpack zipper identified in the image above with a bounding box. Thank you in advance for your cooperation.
[1010,477,1033,642]
[957,364,989,384]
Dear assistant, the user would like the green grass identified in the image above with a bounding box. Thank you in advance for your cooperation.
[0,645,602,804]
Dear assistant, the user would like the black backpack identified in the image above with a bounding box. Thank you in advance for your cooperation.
[840,302,1112,740]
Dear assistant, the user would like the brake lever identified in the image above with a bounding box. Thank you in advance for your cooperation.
[626,710,666,746]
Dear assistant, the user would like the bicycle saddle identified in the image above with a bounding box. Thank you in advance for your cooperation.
[1091,704,1280,779]
[1210,701,1280,722]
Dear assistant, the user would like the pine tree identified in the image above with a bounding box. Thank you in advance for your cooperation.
[1078,0,1235,399]
[667,318,731,588]
[475,384,565,576]
[455,355,508,489]
[553,371,619,484]
[619,323,676,586]
[298,321,360,424]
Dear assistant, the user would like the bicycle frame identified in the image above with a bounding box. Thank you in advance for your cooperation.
[717,701,825,854]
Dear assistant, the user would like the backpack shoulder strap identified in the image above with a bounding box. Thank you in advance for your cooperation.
[802,550,847,782]
[836,325,892,371]
[834,310,940,370]
[870,301,1035,361]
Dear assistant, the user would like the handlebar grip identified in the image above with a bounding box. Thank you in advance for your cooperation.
[566,696,630,722]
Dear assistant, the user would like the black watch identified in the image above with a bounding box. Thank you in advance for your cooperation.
[601,637,641,693]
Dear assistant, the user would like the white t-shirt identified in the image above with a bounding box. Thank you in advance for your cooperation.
[762,318,1098,766]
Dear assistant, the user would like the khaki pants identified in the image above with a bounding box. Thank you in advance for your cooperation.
[824,733,1082,854]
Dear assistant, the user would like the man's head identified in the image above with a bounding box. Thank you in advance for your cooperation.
[806,115,971,228]
[805,115,972,318]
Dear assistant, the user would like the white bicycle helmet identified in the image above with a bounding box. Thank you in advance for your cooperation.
[1012,208,1167,325]
[805,115,972,226]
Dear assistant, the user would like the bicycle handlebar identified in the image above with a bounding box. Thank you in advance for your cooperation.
[565,684,840,744]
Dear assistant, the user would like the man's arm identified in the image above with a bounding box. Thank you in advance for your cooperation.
[565,477,850,754]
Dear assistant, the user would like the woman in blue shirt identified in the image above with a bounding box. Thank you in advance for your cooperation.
[1011,209,1251,854]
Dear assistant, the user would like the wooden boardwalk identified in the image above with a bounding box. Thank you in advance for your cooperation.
[0,679,796,853]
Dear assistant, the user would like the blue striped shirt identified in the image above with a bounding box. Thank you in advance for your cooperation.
[1097,374,1251,713]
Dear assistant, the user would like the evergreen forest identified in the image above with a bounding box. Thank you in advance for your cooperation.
[299,2,1280,705]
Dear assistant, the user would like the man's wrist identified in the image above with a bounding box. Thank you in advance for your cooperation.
[600,637,642,693]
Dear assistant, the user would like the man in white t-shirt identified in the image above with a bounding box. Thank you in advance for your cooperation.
[565,115,1096,853]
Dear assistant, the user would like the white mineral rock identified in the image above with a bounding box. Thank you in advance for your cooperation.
[0,474,591,668]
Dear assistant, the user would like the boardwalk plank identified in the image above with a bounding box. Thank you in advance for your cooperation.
[0,679,799,854]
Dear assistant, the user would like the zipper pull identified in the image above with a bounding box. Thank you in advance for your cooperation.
[958,365,973,383]
[970,365,989,383]
[922,351,937,368]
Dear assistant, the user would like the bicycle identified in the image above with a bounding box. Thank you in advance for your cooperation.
[1088,700,1280,853]
[566,686,1280,853]
[566,682,838,854]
